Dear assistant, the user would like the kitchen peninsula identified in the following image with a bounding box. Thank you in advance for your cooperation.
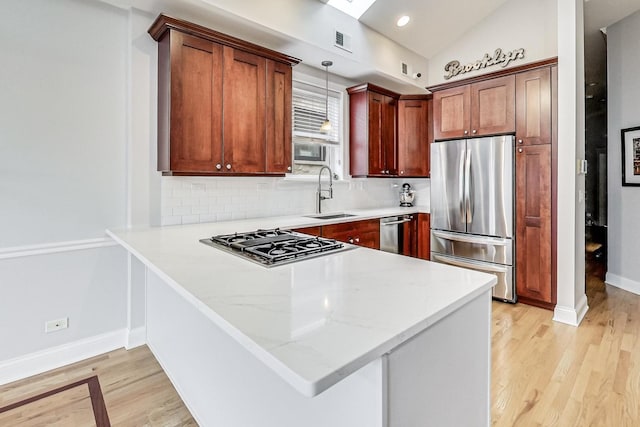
[108,208,496,426]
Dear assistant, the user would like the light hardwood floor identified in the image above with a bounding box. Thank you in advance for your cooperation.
[492,264,640,426]
[1,263,636,426]
[0,346,196,426]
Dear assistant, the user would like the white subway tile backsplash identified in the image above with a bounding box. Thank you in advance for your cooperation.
[160,176,430,226]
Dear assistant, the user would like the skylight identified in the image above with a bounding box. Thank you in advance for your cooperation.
[326,0,377,19]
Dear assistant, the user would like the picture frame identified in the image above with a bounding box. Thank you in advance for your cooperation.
[621,126,640,186]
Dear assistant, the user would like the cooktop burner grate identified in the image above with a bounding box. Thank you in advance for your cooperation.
[200,228,348,267]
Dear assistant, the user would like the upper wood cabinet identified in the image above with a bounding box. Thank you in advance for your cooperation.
[348,83,431,178]
[348,84,398,177]
[149,14,299,175]
[516,67,551,146]
[397,96,431,177]
[433,75,515,140]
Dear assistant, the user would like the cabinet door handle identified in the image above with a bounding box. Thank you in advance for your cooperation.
[226,164,232,170]
[518,139,523,144]
[348,237,354,244]
[355,237,360,243]
[400,170,404,175]
[287,166,292,172]
[518,148,523,153]
[464,130,468,135]
[472,129,477,134]
[216,164,222,170]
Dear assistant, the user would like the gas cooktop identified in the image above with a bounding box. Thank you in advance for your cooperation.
[200,228,348,267]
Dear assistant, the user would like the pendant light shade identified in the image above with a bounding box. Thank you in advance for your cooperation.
[321,60,333,133]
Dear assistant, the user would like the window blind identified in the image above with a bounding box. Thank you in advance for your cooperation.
[292,87,340,145]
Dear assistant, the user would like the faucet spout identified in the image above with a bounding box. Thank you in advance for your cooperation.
[316,166,333,214]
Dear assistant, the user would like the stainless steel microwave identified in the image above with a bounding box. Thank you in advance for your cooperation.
[293,142,327,164]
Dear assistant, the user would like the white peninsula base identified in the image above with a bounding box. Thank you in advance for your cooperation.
[146,269,491,427]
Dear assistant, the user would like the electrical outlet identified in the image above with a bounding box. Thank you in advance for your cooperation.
[45,317,69,333]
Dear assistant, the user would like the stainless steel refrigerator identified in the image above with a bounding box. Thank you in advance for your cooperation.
[430,135,515,302]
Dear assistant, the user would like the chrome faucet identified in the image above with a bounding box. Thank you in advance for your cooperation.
[316,166,333,214]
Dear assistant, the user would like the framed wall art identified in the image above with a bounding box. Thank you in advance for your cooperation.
[621,126,640,186]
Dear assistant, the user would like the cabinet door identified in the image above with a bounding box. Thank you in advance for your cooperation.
[223,47,266,173]
[383,96,398,175]
[433,85,470,140]
[516,144,552,305]
[167,31,223,172]
[470,75,515,136]
[398,99,429,177]
[368,92,386,175]
[265,60,292,174]
[416,213,431,260]
[516,67,551,146]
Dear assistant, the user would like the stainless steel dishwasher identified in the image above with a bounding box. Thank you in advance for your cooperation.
[380,215,413,254]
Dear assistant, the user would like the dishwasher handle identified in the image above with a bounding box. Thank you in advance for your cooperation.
[381,216,413,226]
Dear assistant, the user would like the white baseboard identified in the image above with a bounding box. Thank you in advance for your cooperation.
[126,326,147,350]
[0,329,127,386]
[606,273,640,295]
[553,294,589,326]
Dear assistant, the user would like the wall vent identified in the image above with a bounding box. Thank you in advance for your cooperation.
[334,30,352,52]
[401,62,409,75]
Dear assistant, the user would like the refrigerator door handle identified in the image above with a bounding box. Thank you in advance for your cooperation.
[432,253,509,274]
[458,148,465,220]
[464,147,472,223]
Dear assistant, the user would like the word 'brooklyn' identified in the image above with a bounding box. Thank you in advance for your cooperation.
[444,48,525,80]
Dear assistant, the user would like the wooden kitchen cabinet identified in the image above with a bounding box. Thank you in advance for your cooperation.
[347,84,398,177]
[348,84,431,178]
[432,75,515,140]
[516,144,553,308]
[322,219,380,250]
[397,96,431,177]
[516,67,552,146]
[149,14,299,175]
[416,213,431,260]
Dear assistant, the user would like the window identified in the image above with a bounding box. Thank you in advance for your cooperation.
[291,80,344,179]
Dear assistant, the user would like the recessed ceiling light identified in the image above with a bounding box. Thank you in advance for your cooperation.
[396,15,410,27]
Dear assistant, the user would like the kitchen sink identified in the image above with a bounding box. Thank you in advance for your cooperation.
[304,213,357,220]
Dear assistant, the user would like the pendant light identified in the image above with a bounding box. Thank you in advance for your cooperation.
[320,60,333,133]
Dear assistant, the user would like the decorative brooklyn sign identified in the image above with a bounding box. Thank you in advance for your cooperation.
[444,48,526,80]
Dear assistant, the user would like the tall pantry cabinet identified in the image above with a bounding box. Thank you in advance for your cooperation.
[514,66,556,309]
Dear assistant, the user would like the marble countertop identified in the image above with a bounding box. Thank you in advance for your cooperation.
[107,207,496,397]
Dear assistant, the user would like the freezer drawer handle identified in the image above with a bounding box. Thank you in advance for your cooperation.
[431,230,509,246]
[432,254,509,274]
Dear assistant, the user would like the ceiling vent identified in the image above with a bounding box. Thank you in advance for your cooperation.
[401,62,409,76]
[334,29,352,52]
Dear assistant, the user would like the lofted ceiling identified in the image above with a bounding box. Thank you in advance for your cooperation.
[358,0,511,59]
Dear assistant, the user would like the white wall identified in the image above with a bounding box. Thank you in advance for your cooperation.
[427,0,558,86]
[606,10,640,293]
[0,0,129,369]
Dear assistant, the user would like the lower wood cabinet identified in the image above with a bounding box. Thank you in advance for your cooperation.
[515,144,553,308]
[416,213,431,260]
[293,220,380,250]
[322,220,380,250]
[294,215,430,257]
